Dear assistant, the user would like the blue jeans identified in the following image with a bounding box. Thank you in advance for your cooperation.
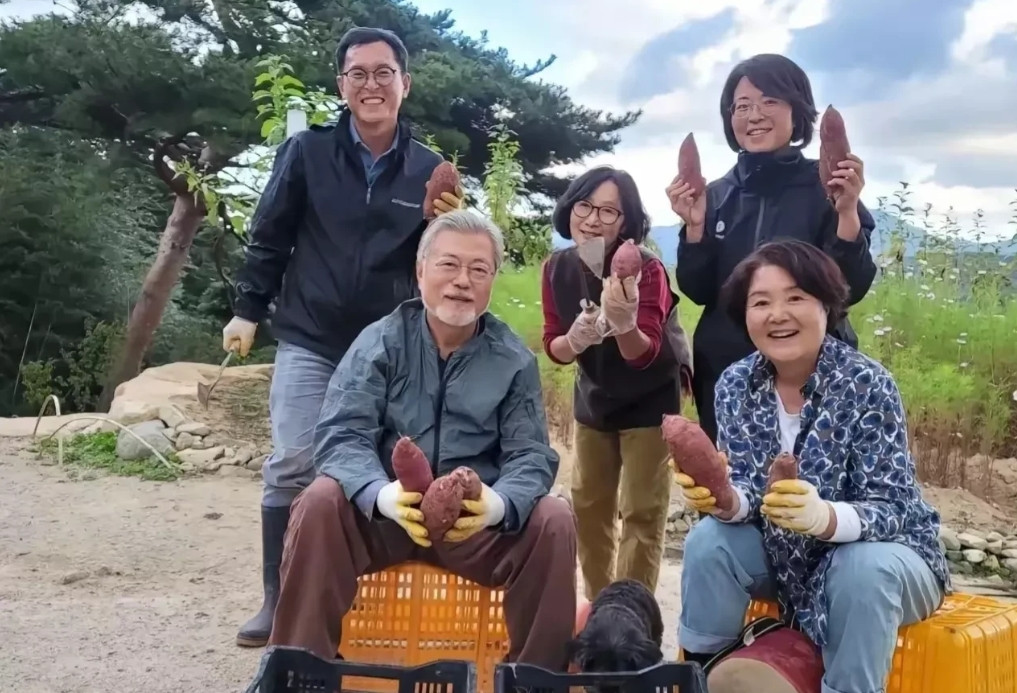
[679,517,944,693]
[261,341,339,507]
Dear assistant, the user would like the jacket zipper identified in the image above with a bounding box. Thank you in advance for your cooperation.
[753,196,767,247]
[431,355,451,473]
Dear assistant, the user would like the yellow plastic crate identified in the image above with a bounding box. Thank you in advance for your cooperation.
[339,562,509,693]
[745,593,1017,693]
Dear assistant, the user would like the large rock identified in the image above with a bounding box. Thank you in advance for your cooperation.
[158,404,189,429]
[939,527,961,551]
[177,421,211,437]
[116,420,176,460]
[962,549,987,564]
[176,447,226,470]
[958,533,988,551]
[175,432,197,451]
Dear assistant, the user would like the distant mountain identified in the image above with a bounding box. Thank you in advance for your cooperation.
[552,210,1014,267]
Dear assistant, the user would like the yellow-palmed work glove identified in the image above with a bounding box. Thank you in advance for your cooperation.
[762,479,832,537]
[432,185,465,216]
[376,480,431,548]
[670,453,729,516]
[444,483,507,543]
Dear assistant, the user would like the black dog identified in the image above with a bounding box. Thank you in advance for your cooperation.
[566,578,664,690]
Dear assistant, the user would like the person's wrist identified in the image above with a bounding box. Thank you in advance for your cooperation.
[685,221,705,241]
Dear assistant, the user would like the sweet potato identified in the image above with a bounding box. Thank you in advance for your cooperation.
[610,239,643,279]
[423,160,461,220]
[661,414,734,510]
[449,466,482,501]
[391,436,434,494]
[678,132,707,198]
[420,475,465,538]
[818,105,850,198]
[767,452,799,490]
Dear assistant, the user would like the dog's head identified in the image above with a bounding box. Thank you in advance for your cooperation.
[566,604,663,693]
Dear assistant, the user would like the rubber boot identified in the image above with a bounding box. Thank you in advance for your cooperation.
[236,504,291,647]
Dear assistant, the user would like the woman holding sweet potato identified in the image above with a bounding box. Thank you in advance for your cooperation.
[667,53,878,444]
[675,239,949,693]
[540,165,693,600]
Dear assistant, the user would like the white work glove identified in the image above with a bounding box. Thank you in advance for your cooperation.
[222,316,257,357]
[761,479,832,537]
[597,275,639,336]
[566,305,605,355]
[376,480,431,548]
[443,483,507,543]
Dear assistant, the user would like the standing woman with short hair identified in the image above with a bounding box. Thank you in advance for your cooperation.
[667,53,878,443]
[541,165,693,600]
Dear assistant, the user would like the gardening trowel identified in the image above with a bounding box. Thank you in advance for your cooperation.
[197,346,236,410]
[576,235,606,313]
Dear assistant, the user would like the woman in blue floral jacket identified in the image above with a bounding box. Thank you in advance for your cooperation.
[675,239,950,693]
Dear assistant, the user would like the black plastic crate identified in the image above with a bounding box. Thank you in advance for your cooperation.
[243,646,478,693]
[493,661,708,693]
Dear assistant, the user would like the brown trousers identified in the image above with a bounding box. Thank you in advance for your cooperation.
[268,476,578,671]
[571,421,672,600]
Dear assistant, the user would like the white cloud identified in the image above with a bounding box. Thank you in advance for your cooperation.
[526,0,1016,238]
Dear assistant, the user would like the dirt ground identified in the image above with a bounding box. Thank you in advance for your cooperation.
[2,371,1015,691]
[0,434,683,693]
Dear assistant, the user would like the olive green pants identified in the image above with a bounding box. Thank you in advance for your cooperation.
[571,421,672,600]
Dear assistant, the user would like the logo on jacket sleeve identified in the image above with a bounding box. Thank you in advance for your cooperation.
[715,220,726,239]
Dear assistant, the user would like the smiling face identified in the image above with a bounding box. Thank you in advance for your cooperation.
[336,40,410,127]
[569,180,624,248]
[745,263,828,367]
[416,228,497,328]
[730,76,794,153]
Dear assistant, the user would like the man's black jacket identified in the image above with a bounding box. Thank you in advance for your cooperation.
[232,108,443,362]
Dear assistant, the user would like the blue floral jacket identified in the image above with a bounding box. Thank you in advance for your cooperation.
[715,335,951,646]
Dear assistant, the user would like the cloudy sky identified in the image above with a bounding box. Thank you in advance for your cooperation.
[4,0,1016,237]
[409,0,1016,237]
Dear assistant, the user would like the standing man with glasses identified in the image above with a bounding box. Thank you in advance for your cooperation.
[223,26,465,649]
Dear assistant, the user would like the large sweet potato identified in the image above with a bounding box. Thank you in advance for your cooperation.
[661,414,734,510]
[391,436,434,494]
[818,105,850,198]
[420,475,465,538]
[423,161,460,220]
[610,239,642,279]
[767,452,799,490]
[678,132,707,198]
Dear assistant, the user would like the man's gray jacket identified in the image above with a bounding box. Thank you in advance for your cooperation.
[313,297,560,532]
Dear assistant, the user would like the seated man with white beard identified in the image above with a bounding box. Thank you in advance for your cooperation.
[266,209,578,673]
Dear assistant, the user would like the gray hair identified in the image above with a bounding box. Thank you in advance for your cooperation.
[416,209,506,271]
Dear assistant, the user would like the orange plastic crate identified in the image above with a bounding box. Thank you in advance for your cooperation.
[745,593,1017,693]
[339,562,510,693]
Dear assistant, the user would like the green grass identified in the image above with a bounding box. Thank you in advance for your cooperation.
[491,239,1017,470]
[36,430,183,482]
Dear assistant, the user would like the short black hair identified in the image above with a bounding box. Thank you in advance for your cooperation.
[334,27,409,74]
[719,53,819,152]
[551,166,651,244]
[720,239,849,331]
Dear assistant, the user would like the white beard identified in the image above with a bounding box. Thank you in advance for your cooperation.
[422,295,490,328]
